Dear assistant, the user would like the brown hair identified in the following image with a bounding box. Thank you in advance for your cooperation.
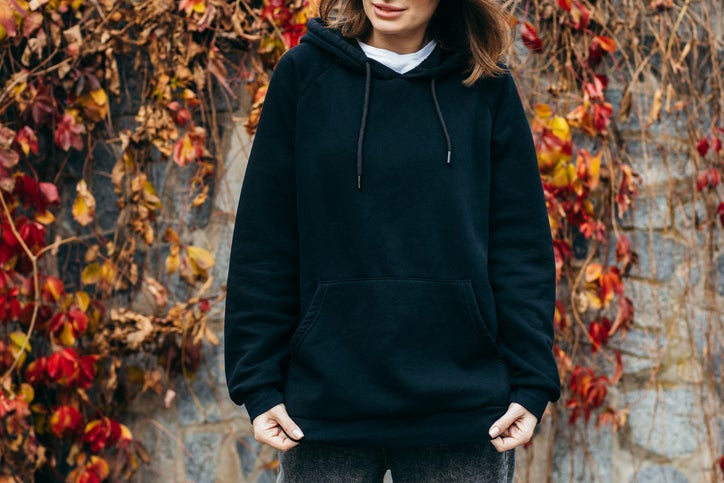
[317,0,512,86]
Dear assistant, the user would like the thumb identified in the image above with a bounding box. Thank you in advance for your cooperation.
[272,405,305,441]
[489,405,523,438]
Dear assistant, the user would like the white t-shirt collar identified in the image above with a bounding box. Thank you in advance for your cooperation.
[356,38,437,74]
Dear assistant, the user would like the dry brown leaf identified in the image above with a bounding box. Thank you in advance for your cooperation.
[646,87,662,127]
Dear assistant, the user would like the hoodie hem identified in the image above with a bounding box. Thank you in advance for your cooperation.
[289,405,509,447]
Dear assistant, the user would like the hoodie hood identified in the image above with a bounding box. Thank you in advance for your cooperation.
[301,17,466,189]
[301,17,466,80]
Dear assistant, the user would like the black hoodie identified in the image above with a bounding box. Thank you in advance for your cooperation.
[224,17,561,447]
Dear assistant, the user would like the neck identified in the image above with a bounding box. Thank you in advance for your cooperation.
[363,31,430,54]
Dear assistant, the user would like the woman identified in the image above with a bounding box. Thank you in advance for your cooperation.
[224,0,561,481]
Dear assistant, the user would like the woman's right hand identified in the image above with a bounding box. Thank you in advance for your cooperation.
[252,402,305,451]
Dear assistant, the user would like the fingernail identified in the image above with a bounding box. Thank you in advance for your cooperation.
[489,426,500,437]
[292,428,304,439]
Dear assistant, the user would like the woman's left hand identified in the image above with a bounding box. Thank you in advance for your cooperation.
[487,402,537,452]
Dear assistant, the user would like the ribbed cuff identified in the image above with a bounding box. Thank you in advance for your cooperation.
[243,386,284,424]
[508,388,552,424]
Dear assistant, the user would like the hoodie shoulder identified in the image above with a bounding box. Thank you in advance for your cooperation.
[473,62,516,122]
[277,41,337,97]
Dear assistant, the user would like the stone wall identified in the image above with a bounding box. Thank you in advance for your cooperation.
[119,17,724,483]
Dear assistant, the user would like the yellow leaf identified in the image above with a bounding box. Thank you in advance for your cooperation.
[75,291,90,311]
[120,424,133,441]
[72,179,96,226]
[143,180,161,210]
[59,322,77,346]
[584,289,603,310]
[551,162,574,188]
[100,260,117,286]
[550,116,571,142]
[84,420,101,434]
[165,245,180,274]
[10,331,31,352]
[81,263,101,285]
[187,245,215,275]
[191,185,208,207]
[84,244,100,263]
[589,152,602,190]
[20,383,34,403]
[36,210,55,225]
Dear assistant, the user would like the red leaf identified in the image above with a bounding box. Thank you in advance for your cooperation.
[54,113,86,152]
[717,202,724,227]
[14,126,38,155]
[43,276,65,302]
[24,357,46,384]
[588,317,612,352]
[615,234,637,274]
[39,182,59,205]
[610,296,634,337]
[521,22,544,53]
[609,351,624,384]
[50,405,83,437]
[696,167,720,191]
[588,42,603,66]
[696,137,710,157]
[712,136,722,154]
[570,1,590,30]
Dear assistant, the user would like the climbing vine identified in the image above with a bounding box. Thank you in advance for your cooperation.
[509,0,723,479]
[0,0,722,480]
[0,0,310,480]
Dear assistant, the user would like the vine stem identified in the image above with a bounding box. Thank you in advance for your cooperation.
[568,239,620,368]
[0,190,41,385]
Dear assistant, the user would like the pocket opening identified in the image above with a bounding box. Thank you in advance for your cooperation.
[460,281,505,360]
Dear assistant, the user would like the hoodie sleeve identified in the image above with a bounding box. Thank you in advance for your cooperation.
[224,52,299,424]
[487,68,561,423]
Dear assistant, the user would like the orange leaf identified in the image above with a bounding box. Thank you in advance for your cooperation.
[584,263,602,283]
[594,35,616,53]
[43,276,65,302]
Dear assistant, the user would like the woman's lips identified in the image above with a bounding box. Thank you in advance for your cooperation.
[372,3,405,19]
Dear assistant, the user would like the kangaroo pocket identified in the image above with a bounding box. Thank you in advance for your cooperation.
[284,278,510,420]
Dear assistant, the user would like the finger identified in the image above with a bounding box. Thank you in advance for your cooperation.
[488,404,525,438]
[270,404,305,441]
[489,434,525,452]
[254,420,301,451]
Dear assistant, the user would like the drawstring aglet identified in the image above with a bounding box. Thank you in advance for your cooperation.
[446,151,451,165]
[357,175,362,190]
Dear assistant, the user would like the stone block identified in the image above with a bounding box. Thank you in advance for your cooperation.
[184,431,222,483]
[127,391,181,483]
[177,329,245,426]
[625,388,701,457]
[618,191,671,231]
[217,122,254,216]
[608,328,666,374]
[619,231,684,282]
[551,417,613,483]
[629,465,689,483]
[622,138,693,189]
[622,279,678,330]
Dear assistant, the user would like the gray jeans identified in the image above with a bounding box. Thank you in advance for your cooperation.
[275,440,515,483]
